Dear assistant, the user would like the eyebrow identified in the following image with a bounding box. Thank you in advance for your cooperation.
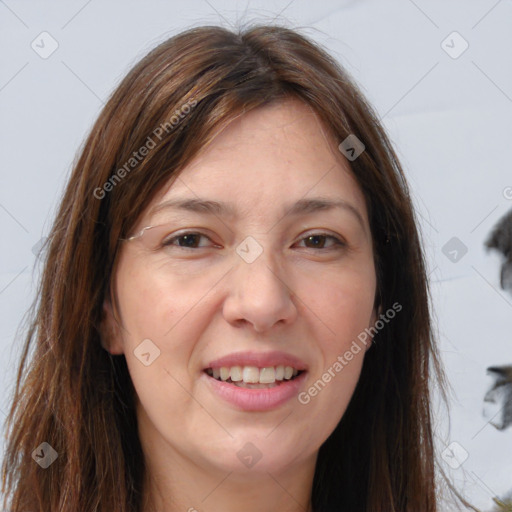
[150,196,366,230]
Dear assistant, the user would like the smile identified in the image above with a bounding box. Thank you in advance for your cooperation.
[205,365,304,388]
[202,351,308,411]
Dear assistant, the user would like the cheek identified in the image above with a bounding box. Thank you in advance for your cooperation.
[295,260,375,432]
[115,256,221,342]
[113,256,231,401]
[114,263,211,425]
[298,259,377,352]
[113,259,194,385]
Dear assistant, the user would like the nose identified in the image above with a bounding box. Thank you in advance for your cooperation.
[222,244,298,333]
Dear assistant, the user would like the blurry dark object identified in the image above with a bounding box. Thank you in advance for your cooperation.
[486,208,512,293]
[484,366,512,431]
[484,210,512,510]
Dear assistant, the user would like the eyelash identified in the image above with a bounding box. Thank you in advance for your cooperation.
[161,231,346,251]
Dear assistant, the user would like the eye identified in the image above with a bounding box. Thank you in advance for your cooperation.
[296,233,345,250]
[162,231,217,249]
[157,230,345,251]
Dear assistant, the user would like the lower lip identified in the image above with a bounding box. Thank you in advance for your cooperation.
[202,371,307,411]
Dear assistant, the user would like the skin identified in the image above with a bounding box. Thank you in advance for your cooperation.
[101,98,378,512]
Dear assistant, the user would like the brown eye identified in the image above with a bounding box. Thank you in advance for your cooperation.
[162,232,213,249]
[298,234,345,250]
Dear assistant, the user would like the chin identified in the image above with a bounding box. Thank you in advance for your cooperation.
[196,432,315,477]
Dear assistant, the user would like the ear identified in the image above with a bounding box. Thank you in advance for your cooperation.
[99,297,124,355]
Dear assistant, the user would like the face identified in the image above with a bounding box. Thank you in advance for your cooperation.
[103,98,378,478]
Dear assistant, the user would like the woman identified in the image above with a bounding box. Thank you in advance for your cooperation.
[1,24,457,511]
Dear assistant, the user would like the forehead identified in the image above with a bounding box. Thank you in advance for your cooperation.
[146,99,369,228]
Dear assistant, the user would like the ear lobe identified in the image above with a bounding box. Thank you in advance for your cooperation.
[99,298,124,355]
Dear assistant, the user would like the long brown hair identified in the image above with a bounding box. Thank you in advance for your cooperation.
[2,23,453,511]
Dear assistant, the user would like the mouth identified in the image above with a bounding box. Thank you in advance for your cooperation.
[204,365,305,389]
[202,351,309,411]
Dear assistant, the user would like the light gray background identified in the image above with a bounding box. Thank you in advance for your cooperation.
[1,1,511,509]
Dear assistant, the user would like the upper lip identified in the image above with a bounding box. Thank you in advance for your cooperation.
[205,350,308,371]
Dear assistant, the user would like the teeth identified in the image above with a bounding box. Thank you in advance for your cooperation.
[259,367,276,384]
[242,366,260,383]
[208,364,301,384]
[230,365,242,382]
